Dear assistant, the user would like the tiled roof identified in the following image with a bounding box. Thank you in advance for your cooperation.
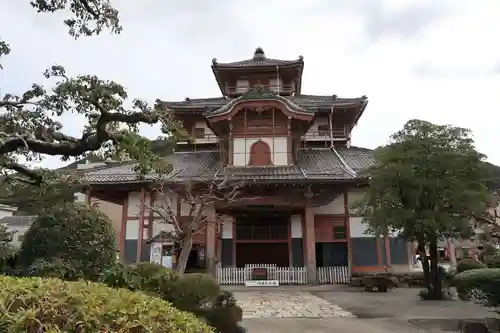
[82,148,373,184]
[161,94,366,113]
[297,149,356,179]
[212,47,303,69]
[337,146,375,172]
[223,165,304,181]
[206,85,313,117]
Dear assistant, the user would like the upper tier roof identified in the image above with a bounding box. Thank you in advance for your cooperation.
[81,147,374,184]
[211,47,303,69]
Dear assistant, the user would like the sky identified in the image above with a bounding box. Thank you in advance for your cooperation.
[1,0,500,168]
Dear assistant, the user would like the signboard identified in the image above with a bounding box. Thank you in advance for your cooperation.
[251,268,268,281]
[244,280,279,287]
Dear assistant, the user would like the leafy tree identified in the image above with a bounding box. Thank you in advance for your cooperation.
[0,224,15,257]
[0,0,185,187]
[17,202,117,280]
[354,119,491,300]
[0,170,81,214]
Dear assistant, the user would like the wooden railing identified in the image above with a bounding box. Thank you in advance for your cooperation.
[177,133,219,144]
[226,84,295,95]
[302,128,348,140]
[176,128,349,144]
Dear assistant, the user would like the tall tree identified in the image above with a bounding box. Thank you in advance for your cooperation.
[354,119,491,299]
[0,1,185,186]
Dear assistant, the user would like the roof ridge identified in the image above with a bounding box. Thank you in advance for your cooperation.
[330,147,357,177]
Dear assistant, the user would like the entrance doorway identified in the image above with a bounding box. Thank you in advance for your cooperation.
[234,212,290,267]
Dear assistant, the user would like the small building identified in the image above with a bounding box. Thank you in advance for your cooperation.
[0,215,37,247]
[82,48,412,284]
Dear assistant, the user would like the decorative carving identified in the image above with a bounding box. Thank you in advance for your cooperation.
[207,84,311,118]
[212,58,218,65]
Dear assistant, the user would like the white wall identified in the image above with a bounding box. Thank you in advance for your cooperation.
[290,215,303,238]
[233,137,288,166]
[127,190,215,241]
[311,193,345,215]
[310,190,372,238]
[349,217,370,238]
[221,215,233,239]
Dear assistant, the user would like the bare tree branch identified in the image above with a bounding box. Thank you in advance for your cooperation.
[142,174,248,274]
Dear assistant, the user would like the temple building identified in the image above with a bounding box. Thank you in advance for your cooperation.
[82,48,412,284]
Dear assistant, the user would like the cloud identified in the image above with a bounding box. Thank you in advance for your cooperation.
[1,0,500,168]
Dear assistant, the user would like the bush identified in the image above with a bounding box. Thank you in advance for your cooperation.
[162,273,221,312]
[456,258,487,273]
[0,275,211,333]
[103,262,220,311]
[453,268,500,308]
[486,254,500,268]
[17,203,117,281]
[103,261,178,291]
[101,262,242,333]
[25,258,81,280]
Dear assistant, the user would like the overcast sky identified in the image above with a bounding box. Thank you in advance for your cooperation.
[1,0,499,167]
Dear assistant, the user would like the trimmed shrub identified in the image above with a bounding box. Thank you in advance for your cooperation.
[17,203,117,281]
[161,273,221,312]
[103,262,220,311]
[25,258,80,280]
[101,262,242,333]
[456,258,487,273]
[486,254,500,268]
[103,261,178,291]
[0,275,211,333]
[453,268,500,308]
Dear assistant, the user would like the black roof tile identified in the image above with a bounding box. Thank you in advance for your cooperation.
[212,47,303,69]
[82,148,373,184]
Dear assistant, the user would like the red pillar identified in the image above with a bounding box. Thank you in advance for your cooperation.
[304,197,317,283]
[205,208,217,275]
[136,189,146,263]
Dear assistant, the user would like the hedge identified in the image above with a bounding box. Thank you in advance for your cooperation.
[102,262,241,333]
[453,268,500,307]
[456,258,487,273]
[0,275,211,333]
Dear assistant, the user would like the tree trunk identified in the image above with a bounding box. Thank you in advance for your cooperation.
[429,238,443,299]
[417,238,431,290]
[176,230,193,276]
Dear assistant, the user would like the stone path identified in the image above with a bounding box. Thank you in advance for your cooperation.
[233,291,354,319]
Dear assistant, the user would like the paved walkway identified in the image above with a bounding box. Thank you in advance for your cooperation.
[232,287,498,332]
[233,291,353,318]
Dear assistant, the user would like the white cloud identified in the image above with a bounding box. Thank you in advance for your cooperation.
[1,0,499,167]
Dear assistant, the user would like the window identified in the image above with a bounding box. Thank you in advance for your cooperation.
[317,125,330,136]
[193,127,205,138]
[235,80,249,92]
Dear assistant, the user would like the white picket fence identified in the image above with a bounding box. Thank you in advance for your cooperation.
[317,265,350,284]
[216,264,350,285]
